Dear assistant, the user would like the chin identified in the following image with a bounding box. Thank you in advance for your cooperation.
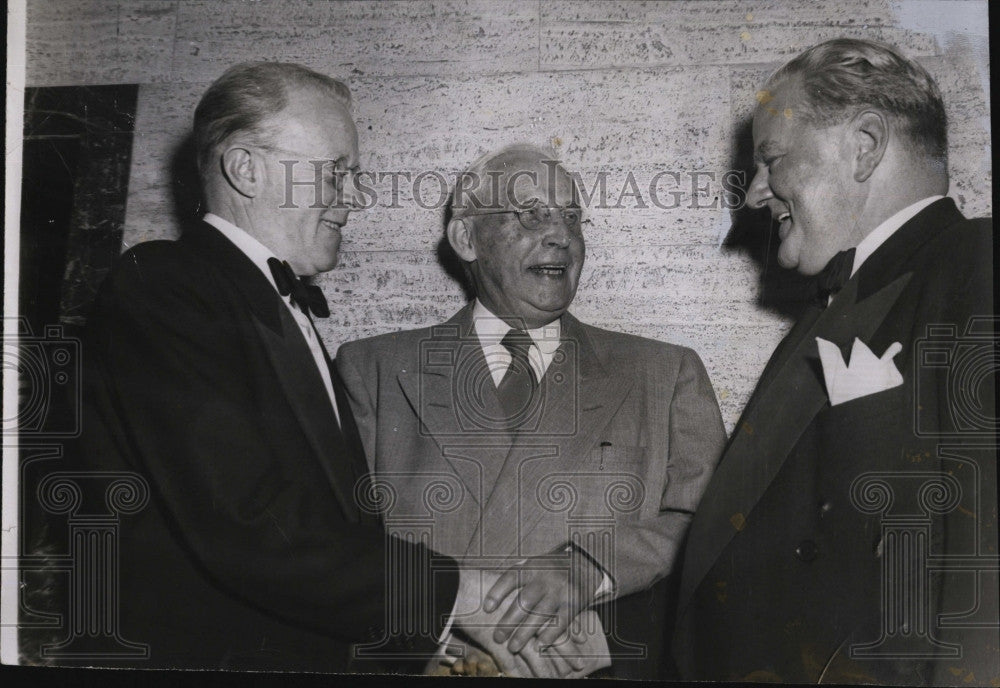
[531,303,570,322]
[313,254,339,275]
[776,247,799,272]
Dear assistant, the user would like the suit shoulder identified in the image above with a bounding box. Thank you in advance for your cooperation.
[337,323,436,364]
[577,321,698,365]
[94,238,217,319]
[107,239,208,290]
[920,214,993,274]
[931,214,992,254]
[954,215,991,247]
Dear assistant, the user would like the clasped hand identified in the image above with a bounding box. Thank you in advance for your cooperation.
[450,550,604,677]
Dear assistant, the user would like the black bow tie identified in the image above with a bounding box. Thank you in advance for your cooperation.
[267,258,330,318]
[816,248,856,306]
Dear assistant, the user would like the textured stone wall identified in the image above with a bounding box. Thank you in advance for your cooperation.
[25,0,991,430]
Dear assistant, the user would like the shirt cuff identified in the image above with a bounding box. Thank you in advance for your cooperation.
[439,593,458,646]
[594,569,615,600]
[431,600,459,666]
[564,544,615,602]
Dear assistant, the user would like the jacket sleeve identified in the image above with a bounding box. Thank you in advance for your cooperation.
[80,247,457,651]
[580,347,727,598]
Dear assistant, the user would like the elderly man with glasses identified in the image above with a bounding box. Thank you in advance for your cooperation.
[337,144,726,679]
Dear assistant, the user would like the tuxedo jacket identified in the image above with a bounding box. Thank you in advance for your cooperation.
[337,305,727,679]
[78,222,458,671]
[674,198,998,684]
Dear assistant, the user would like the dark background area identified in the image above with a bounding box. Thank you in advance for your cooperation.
[20,84,138,335]
[16,84,138,665]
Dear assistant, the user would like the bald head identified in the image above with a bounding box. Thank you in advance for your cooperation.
[451,144,578,221]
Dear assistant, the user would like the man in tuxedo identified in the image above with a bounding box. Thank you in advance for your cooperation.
[337,144,727,678]
[78,62,545,673]
[673,39,997,684]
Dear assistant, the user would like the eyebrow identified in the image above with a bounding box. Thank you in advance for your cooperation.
[753,141,780,164]
[319,158,360,173]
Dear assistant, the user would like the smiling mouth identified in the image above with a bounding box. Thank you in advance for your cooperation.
[527,263,568,276]
[776,211,791,238]
[321,219,344,231]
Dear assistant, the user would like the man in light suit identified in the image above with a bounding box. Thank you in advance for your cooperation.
[673,39,997,684]
[337,144,727,678]
[79,62,543,673]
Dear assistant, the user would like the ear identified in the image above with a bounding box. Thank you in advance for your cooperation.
[852,110,889,183]
[446,218,478,262]
[220,146,261,198]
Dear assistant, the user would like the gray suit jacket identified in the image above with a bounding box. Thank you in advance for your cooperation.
[337,304,726,678]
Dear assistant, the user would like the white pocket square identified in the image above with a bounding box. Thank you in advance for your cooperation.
[816,337,903,406]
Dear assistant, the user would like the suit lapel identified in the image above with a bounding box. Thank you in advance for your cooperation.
[187,223,360,522]
[680,274,912,605]
[395,304,512,508]
[252,310,360,521]
[680,198,964,608]
[183,222,284,333]
[469,315,634,558]
[750,304,824,405]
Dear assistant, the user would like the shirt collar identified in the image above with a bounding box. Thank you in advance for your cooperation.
[851,195,944,276]
[203,213,284,292]
[472,299,562,355]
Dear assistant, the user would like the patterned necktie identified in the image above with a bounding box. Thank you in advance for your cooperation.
[496,329,538,422]
[816,248,856,306]
[267,257,330,318]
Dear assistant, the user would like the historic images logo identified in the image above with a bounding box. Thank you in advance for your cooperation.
[849,318,999,665]
[5,318,150,661]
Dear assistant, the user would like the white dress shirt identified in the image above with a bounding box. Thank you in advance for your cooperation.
[471,299,563,384]
[850,195,944,276]
[203,213,341,426]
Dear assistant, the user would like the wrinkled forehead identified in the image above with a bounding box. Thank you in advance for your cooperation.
[485,151,578,208]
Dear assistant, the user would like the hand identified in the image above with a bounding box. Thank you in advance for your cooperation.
[483,547,603,654]
[526,610,613,678]
[451,645,500,676]
[542,617,592,674]
[544,612,603,675]
[453,568,563,678]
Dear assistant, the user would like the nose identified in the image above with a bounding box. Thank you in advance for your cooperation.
[541,213,573,248]
[334,170,365,212]
[746,166,773,210]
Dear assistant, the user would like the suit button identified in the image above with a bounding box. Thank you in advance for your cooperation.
[795,540,818,562]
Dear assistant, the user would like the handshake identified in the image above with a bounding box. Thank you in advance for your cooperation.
[431,549,612,678]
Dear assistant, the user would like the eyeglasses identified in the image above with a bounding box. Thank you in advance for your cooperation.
[463,205,584,232]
